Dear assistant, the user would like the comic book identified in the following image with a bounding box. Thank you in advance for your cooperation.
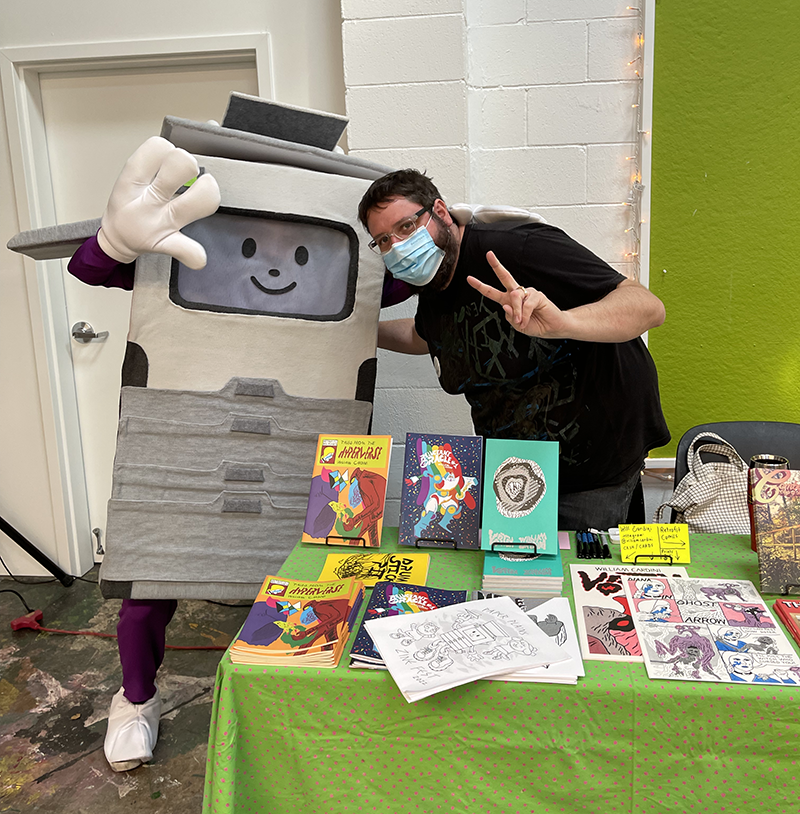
[483,550,563,582]
[301,434,392,547]
[481,438,559,554]
[774,598,800,651]
[623,576,800,685]
[349,581,469,668]
[569,563,688,663]
[470,591,552,611]
[750,468,800,593]
[397,433,483,549]
[230,574,364,667]
[318,551,430,587]
[364,596,570,702]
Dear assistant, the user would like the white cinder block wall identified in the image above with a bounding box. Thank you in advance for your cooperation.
[341,0,643,524]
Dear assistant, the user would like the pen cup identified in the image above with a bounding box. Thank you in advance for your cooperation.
[748,454,790,552]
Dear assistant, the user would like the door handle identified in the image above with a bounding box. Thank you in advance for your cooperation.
[71,321,109,343]
[92,527,105,556]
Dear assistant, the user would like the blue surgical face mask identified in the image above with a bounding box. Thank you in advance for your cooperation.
[383,224,444,287]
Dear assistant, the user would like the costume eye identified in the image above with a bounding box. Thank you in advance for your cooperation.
[242,238,256,258]
[295,245,309,265]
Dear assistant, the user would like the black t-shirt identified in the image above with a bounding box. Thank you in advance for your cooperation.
[414,221,670,493]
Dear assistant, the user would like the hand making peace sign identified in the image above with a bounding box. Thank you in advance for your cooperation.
[466,251,570,339]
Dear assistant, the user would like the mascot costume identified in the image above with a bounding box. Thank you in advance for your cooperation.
[8,92,542,771]
[9,93,393,771]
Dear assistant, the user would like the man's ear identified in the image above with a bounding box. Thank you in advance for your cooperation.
[432,198,451,223]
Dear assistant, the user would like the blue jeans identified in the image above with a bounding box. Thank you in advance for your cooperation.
[558,467,643,530]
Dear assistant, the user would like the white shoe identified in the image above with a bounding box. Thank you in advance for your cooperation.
[104,686,161,772]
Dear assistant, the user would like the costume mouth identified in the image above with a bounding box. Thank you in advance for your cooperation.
[250,276,297,295]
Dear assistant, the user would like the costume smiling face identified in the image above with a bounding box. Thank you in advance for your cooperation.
[171,209,357,319]
[125,155,384,397]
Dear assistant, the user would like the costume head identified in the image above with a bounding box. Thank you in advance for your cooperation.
[7,93,394,600]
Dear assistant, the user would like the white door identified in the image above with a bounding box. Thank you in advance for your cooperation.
[40,61,259,559]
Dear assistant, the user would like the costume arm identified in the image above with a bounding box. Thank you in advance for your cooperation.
[467,252,665,343]
[67,234,135,290]
[377,318,429,354]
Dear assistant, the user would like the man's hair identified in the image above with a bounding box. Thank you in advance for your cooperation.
[357,169,443,229]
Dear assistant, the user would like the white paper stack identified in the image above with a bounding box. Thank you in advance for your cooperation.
[484,597,585,685]
[364,595,571,702]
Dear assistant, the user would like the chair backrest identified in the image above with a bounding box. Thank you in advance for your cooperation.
[674,421,800,485]
[669,421,800,524]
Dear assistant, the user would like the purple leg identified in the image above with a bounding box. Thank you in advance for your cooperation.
[117,599,178,704]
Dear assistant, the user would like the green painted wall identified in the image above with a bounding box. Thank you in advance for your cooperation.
[648,1,800,456]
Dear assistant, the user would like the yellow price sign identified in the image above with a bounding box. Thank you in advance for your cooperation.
[618,523,691,564]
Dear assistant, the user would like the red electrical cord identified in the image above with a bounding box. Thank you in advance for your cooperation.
[11,610,229,650]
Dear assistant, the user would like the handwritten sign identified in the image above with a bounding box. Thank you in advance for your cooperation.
[619,523,690,564]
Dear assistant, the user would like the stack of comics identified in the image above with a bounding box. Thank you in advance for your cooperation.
[481,549,564,598]
[230,574,364,667]
[349,581,468,669]
[623,576,800,685]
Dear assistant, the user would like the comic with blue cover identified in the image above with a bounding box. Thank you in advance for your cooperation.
[397,432,483,548]
[349,580,468,667]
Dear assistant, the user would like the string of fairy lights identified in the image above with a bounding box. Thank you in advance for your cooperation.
[624,4,647,280]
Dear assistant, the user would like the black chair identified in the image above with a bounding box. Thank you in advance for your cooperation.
[669,421,800,523]
[673,421,800,485]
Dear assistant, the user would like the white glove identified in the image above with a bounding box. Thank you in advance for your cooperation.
[449,203,547,227]
[97,136,221,269]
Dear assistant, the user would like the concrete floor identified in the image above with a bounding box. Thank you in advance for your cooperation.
[0,568,250,813]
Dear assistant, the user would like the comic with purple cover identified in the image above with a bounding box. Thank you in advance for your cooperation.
[349,580,468,667]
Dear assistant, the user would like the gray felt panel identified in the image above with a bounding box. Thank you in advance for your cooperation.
[119,379,372,433]
[114,413,319,471]
[6,218,101,260]
[99,492,305,588]
[112,460,310,504]
[129,580,263,601]
[222,93,348,152]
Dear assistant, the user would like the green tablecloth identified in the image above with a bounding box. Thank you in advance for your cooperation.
[203,531,800,814]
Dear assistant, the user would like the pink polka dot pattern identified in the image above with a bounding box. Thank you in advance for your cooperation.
[202,532,800,813]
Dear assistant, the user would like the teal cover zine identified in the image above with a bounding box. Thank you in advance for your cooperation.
[482,550,564,580]
[481,438,559,553]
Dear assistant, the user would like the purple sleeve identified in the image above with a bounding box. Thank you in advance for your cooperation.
[67,234,135,291]
[380,272,414,308]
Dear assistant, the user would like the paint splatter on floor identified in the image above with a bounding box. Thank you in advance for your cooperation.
[0,569,249,813]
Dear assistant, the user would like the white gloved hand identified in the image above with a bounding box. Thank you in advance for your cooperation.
[97,136,221,269]
[449,203,547,227]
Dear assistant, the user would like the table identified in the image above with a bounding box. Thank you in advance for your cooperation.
[203,531,800,814]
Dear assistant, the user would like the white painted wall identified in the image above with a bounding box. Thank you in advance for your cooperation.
[0,0,347,576]
[0,1,657,575]
[342,0,646,522]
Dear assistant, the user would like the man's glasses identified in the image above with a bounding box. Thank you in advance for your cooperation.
[368,207,430,255]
